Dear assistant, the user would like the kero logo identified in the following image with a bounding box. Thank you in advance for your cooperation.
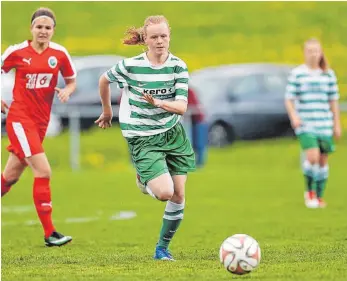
[143,87,174,95]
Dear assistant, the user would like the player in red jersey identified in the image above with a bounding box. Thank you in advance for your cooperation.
[1,7,76,247]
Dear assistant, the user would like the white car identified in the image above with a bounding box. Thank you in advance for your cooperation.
[53,55,125,130]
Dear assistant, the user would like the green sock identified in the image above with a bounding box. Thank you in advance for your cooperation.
[304,174,314,192]
[157,200,184,249]
[316,166,329,198]
[303,161,319,192]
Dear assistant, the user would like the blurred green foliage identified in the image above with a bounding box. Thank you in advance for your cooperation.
[2,1,347,98]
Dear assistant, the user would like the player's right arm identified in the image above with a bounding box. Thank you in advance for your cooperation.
[1,45,18,74]
[284,71,301,129]
[1,45,18,114]
[95,60,129,129]
[97,75,113,124]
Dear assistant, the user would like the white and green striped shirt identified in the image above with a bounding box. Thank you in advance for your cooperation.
[285,64,339,137]
[105,52,189,138]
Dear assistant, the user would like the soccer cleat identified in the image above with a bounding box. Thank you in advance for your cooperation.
[317,198,327,208]
[154,246,175,261]
[304,191,319,209]
[136,174,148,194]
[45,231,72,247]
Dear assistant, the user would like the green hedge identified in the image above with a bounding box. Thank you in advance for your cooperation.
[2,2,347,99]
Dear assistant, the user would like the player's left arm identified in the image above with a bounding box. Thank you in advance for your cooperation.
[142,61,189,115]
[55,50,77,103]
[328,70,341,139]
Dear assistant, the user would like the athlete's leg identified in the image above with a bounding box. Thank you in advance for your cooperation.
[299,134,320,208]
[316,153,329,207]
[156,174,186,255]
[25,153,72,246]
[146,173,174,201]
[1,153,27,197]
[154,123,195,260]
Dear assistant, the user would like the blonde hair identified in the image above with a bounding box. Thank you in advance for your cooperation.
[304,38,329,72]
[123,15,170,45]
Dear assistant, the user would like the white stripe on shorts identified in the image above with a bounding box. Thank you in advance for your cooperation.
[12,122,32,157]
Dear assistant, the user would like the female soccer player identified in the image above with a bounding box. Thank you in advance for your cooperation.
[95,15,196,260]
[1,7,76,246]
[285,38,341,208]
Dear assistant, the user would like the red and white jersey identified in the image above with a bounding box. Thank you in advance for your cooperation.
[1,40,76,126]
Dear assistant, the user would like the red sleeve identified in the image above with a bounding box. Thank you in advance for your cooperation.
[60,50,76,79]
[1,46,18,73]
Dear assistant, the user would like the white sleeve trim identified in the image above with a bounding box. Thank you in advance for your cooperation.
[50,42,77,78]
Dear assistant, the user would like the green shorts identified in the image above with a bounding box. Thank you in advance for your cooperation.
[126,122,196,185]
[298,133,335,154]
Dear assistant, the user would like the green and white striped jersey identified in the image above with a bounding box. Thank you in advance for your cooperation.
[285,64,339,137]
[105,52,189,138]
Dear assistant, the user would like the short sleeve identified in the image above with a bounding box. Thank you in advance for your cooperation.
[1,45,18,74]
[60,49,76,79]
[104,60,129,89]
[285,71,299,100]
[174,61,189,102]
[327,70,339,101]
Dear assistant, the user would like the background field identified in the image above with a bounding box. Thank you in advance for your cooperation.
[2,1,347,99]
[1,128,347,281]
[1,2,347,281]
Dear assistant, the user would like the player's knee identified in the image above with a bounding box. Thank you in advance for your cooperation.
[157,181,174,201]
[306,152,320,164]
[3,171,21,187]
[3,177,19,187]
[34,166,52,178]
[173,189,185,203]
[156,188,174,201]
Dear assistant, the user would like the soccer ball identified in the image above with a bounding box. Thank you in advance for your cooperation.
[219,234,261,275]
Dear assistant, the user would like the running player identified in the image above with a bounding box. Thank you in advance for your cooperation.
[1,7,77,246]
[95,15,196,260]
[285,38,341,208]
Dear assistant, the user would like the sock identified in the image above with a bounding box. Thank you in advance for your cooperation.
[302,161,313,192]
[302,161,319,193]
[33,177,55,238]
[157,200,184,249]
[1,174,12,197]
[316,165,329,198]
[311,163,319,193]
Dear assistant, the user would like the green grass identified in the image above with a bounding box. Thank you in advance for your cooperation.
[1,127,347,281]
[2,2,347,279]
[1,1,347,99]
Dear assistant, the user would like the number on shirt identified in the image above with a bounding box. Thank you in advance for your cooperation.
[26,73,53,89]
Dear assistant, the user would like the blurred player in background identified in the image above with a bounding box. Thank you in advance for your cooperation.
[285,38,341,208]
[96,15,196,260]
[1,7,76,246]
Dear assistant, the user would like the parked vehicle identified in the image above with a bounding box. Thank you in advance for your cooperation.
[53,55,125,129]
[189,63,295,146]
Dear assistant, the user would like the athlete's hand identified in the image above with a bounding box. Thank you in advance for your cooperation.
[290,115,301,129]
[142,94,163,108]
[55,87,71,103]
[1,100,9,114]
[333,123,342,140]
[95,109,113,129]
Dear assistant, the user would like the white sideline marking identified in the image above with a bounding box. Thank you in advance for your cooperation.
[2,205,33,214]
[25,220,39,226]
[65,217,99,223]
[110,211,137,220]
[1,221,18,226]
[2,211,137,227]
